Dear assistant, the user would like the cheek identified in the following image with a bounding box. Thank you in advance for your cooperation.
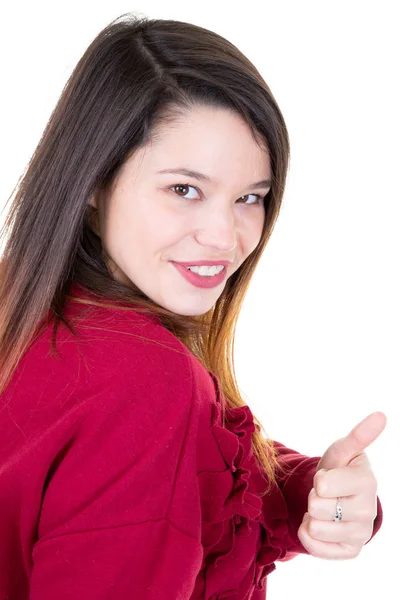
[111,199,181,258]
[243,212,265,252]
[99,203,139,261]
[106,212,135,248]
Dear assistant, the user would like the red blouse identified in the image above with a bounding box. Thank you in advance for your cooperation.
[0,282,383,599]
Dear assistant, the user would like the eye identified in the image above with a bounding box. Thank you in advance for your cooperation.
[237,194,265,205]
[171,183,199,199]
[170,183,266,205]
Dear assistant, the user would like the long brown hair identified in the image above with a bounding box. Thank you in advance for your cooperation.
[0,13,291,494]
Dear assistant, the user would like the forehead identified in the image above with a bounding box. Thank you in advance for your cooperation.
[142,105,271,179]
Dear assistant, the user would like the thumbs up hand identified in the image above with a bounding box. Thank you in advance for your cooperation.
[297,411,386,559]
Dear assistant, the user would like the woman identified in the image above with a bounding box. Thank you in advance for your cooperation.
[0,13,383,599]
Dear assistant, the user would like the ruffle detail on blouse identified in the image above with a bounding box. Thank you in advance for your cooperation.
[195,372,291,599]
[253,486,290,591]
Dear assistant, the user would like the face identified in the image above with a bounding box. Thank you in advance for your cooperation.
[89,105,272,316]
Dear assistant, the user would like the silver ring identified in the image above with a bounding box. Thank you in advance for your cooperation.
[332,497,343,522]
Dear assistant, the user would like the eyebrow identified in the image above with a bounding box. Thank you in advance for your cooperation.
[156,168,272,190]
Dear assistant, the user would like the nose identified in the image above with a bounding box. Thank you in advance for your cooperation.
[194,207,237,253]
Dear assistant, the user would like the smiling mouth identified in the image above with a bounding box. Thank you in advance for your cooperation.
[172,261,228,288]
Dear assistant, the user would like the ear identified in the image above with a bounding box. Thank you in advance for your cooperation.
[88,195,97,209]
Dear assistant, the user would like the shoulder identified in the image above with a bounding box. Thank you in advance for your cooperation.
[58,289,215,398]
[4,294,208,432]
[30,293,194,384]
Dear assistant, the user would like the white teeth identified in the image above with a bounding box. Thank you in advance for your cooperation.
[186,265,225,276]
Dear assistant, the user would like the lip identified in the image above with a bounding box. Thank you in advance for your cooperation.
[172,262,228,289]
[172,260,232,267]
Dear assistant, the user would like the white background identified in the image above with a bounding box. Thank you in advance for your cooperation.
[0,1,398,597]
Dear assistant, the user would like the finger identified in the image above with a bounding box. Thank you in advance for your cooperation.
[306,517,370,545]
[307,517,372,546]
[308,488,377,523]
[314,462,377,498]
[339,412,387,464]
[298,514,361,560]
[316,412,387,471]
[347,412,387,451]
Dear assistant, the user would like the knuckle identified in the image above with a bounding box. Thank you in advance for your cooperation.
[342,546,360,560]
[367,477,378,495]
[315,479,326,496]
[308,519,319,537]
[359,505,374,520]
[350,547,361,559]
[308,502,318,519]
[356,528,370,544]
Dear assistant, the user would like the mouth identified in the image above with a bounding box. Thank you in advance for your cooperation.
[171,261,228,289]
[173,260,232,268]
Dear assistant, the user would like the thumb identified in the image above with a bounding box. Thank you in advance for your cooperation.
[317,411,387,471]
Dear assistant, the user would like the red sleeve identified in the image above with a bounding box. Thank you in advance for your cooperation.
[30,522,201,598]
[272,440,383,559]
[29,345,203,599]
[251,586,267,600]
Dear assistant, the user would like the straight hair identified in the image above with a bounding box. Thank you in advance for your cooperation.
[0,13,292,494]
